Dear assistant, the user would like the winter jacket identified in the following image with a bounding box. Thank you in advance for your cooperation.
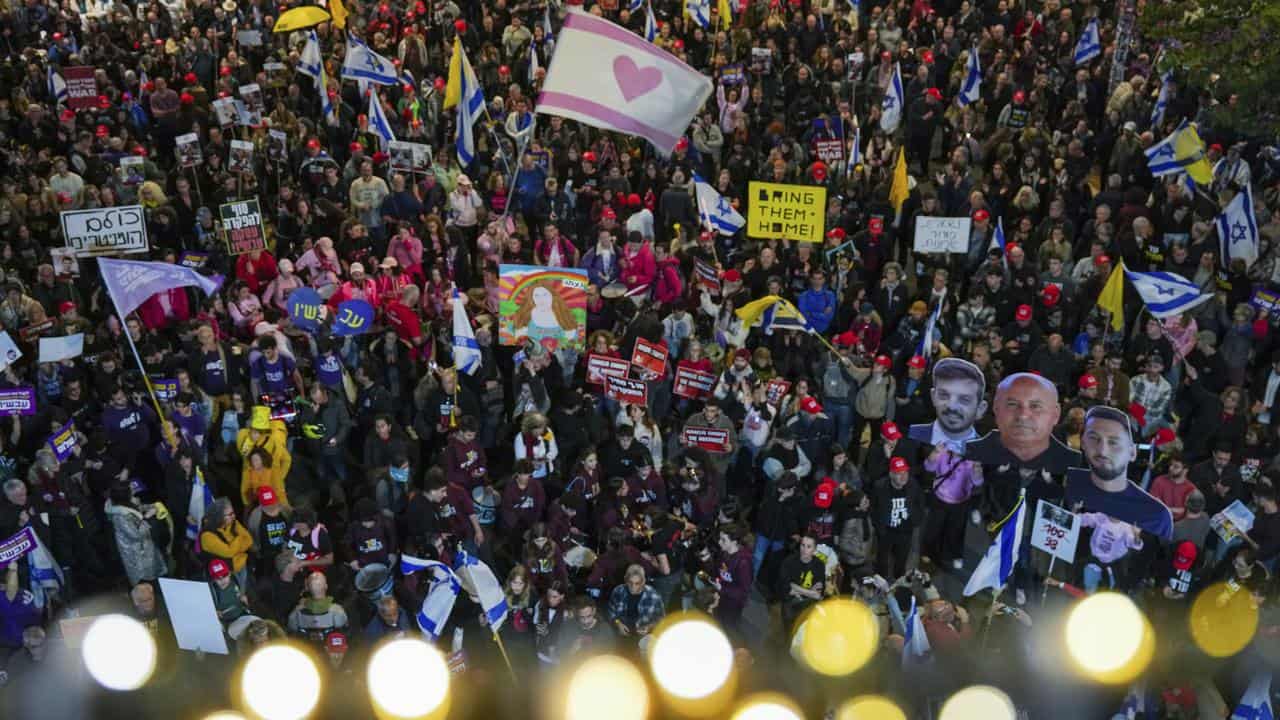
[106,501,169,586]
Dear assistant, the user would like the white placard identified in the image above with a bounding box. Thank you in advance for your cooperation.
[158,577,229,654]
[1030,499,1081,563]
[60,205,149,257]
[0,331,21,371]
[38,333,84,363]
[913,216,972,254]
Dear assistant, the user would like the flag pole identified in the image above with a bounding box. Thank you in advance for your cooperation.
[103,283,179,450]
[979,585,1002,650]
[492,629,518,682]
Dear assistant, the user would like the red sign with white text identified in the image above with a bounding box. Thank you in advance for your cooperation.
[586,353,630,385]
[673,363,715,399]
[631,338,668,378]
[605,375,648,405]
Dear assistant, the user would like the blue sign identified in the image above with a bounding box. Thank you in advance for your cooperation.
[287,287,325,333]
[333,299,375,336]
[148,376,179,400]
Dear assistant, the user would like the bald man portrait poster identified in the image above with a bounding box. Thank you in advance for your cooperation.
[964,372,1081,474]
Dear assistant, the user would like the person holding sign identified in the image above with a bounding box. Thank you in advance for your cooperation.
[681,398,737,485]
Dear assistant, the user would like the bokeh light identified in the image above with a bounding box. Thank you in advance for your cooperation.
[241,645,321,720]
[367,639,450,719]
[1189,581,1259,657]
[939,685,1016,720]
[81,614,157,691]
[1063,592,1154,684]
[730,693,803,720]
[566,655,649,720]
[648,615,734,699]
[795,598,879,676]
[203,714,248,720]
[836,695,908,720]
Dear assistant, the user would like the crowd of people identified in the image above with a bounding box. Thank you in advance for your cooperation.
[1,0,1279,716]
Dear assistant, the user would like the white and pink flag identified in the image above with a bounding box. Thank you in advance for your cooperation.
[536,9,713,155]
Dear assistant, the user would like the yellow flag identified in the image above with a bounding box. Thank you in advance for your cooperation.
[272,6,330,32]
[888,146,909,213]
[718,0,733,30]
[1174,123,1213,186]
[444,37,463,110]
[329,0,348,29]
[734,294,782,328]
[1097,263,1125,331]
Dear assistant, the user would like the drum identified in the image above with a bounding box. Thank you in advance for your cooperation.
[600,282,628,299]
[563,545,597,569]
[355,563,394,601]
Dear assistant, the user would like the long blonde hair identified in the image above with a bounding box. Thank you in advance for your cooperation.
[510,280,576,331]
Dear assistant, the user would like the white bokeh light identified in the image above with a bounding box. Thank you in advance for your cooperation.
[648,617,734,699]
[940,685,1016,720]
[367,639,450,719]
[81,614,157,691]
[566,655,649,720]
[241,645,321,720]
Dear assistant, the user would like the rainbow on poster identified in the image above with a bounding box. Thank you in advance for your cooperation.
[498,264,589,351]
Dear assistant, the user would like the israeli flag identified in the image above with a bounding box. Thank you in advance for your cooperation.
[846,125,861,178]
[1144,121,1185,177]
[901,597,932,666]
[529,42,540,84]
[48,66,67,106]
[404,557,462,640]
[957,48,982,107]
[299,31,323,79]
[28,531,65,609]
[917,299,943,360]
[1150,70,1172,129]
[1113,682,1150,720]
[629,0,644,11]
[1124,267,1214,318]
[543,4,555,39]
[452,289,482,375]
[694,173,745,235]
[1230,672,1273,720]
[139,69,150,97]
[1217,183,1260,269]
[367,91,396,145]
[454,42,486,167]
[645,2,659,42]
[880,63,904,133]
[342,32,399,85]
[687,0,711,29]
[454,549,509,631]
[1074,19,1101,66]
[989,215,1007,257]
[964,491,1027,596]
[399,554,437,576]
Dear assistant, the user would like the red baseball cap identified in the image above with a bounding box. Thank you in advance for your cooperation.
[1128,402,1148,427]
[95,124,109,137]
[306,138,321,150]
[811,161,827,181]
[257,486,278,506]
[627,193,642,208]
[58,301,77,315]
[454,18,467,32]
[1094,254,1111,267]
[1078,374,1098,389]
[1015,304,1033,322]
[722,269,741,283]
[922,50,935,64]
[834,330,858,348]
[1172,541,1198,571]
[874,354,892,368]
[972,209,990,223]
[889,456,910,474]
[208,559,230,579]
[813,479,836,509]
[326,632,349,653]
[925,87,942,101]
[350,142,363,152]
[1013,90,1026,103]
[581,151,597,163]
[184,72,197,84]
[1154,427,1177,446]
[498,65,510,75]
[219,66,232,76]
[826,227,846,240]
[881,421,902,441]
[800,396,824,415]
[868,217,885,235]
[60,109,75,122]
[908,355,927,369]
[600,207,617,221]
[1041,284,1061,307]
[675,137,690,152]
[179,91,195,105]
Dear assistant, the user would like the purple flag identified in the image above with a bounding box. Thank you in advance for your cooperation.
[98,258,224,318]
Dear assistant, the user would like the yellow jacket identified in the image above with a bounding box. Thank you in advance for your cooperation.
[200,520,253,572]
[236,420,292,490]
[242,465,288,508]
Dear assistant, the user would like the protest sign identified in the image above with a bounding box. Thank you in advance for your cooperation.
[631,338,668,377]
[0,388,35,416]
[228,139,255,173]
[333,299,375,336]
[39,334,85,363]
[693,258,721,293]
[913,216,972,253]
[287,287,326,333]
[220,198,267,255]
[750,47,772,73]
[1250,288,1280,320]
[747,181,826,243]
[586,353,631,385]
[681,426,731,453]
[158,578,229,654]
[176,133,203,167]
[1030,500,1082,563]
[51,247,80,277]
[1211,499,1255,543]
[120,156,145,185]
[389,141,418,172]
[64,66,98,109]
[267,130,288,164]
[149,377,179,401]
[61,205,148,257]
[0,526,38,569]
[238,83,265,125]
[813,138,845,164]
[264,61,288,88]
[605,375,648,405]
[672,364,715,399]
[236,29,263,46]
[0,331,21,371]
[499,265,589,351]
[765,378,792,405]
[47,421,78,462]
[19,319,55,343]
[720,63,745,85]
[178,251,209,269]
[212,97,237,126]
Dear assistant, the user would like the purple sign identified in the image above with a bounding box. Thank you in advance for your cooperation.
[48,421,78,462]
[0,526,38,569]
[0,387,36,416]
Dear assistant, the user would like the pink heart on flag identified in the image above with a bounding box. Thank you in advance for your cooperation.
[612,55,663,102]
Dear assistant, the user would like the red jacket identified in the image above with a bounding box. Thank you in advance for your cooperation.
[621,243,656,292]
[328,278,380,309]
[235,251,278,295]
[137,287,191,330]
[653,257,683,305]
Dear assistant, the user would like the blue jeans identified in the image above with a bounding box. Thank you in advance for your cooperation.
[1083,563,1115,594]
[753,536,785,575]
[827,402,854,450]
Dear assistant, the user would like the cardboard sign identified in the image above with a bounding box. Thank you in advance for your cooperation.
[178,251,209,269]
[333,299,375,336]
[631,338,668,377]
[1250,288,1280,320]
[813,138,845,164]
[64,66,99,109]
[0,388,36,416]
[50,247,80,277]
[682,426,731,453]
[47,421,77,462]
[913,216,972,254]
[673,363,715,399]
[19,319,55,343]
[267,130,288,164]
[0,331,22,371]
[694,258,721,293]
[720,63,745,85]
[212,97,237,126]
[765,378,791,405]
[158,578,229,654]
[605,375,648,405]
[750,47,772,74]
[1030,500,1082,563]
[586,353,631,385]
[747,181,827,243]
[0,526,38,569]
[149,377,179,401]
[228,138,255,173]
[38,333,85,363]
[61,205,148,257]
[176,133,203,167]
[220,198,267,255]
[498,264,590,352]
[1211,499,1255,543]
[287,287,326,333]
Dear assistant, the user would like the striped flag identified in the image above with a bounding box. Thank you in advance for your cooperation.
[694,173,745,235]
[1124,267,1213,318]
[1150,70,1172,129]
[761,298,816,336]
[445,37,486,166]
[902,596,932,665]
[48,66,67,106]
[300,31,336,124]
[846,124,861,178]
[451,289,482,375]
[342,32,399,85]
[367,91,396,145]
[1073,19,1101,65]
[880,63,904,133]
[957,47,981,106]
[989,216,1008,271]
[453,549,508,631]
[964,490,1027,596]
[1230,673,1273,720]
[686,0,711,29]
[1217,183,1260,269]
[917,299,943,360]
[644,2,658,42]
[694,257,721,292]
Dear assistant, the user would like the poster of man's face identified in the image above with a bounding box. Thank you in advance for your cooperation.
[1066,406,1174,540]
[992,373,1061,457]
[228,140,254,174]
[267,131,287,163]
[930,358,987,436]
[389,141,415,173]
[176,133,203,167]
[51,248,80,277]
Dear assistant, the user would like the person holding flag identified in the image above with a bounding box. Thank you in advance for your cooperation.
[445,36,486,167]
[880,63,904,134]
[1074,18,1101,65]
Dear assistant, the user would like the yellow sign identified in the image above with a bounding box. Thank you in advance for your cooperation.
[747,181,827,242]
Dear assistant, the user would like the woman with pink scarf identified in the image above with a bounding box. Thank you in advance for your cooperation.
[261,258,304,312]
[294,236,342,299]
[386,226,425,283]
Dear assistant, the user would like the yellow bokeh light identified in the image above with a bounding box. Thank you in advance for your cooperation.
[731,694,803,720]
[1064,592,1154,684]
[204,714,248,720]
[241,645,321,720]
[1189,581,1259,657]
[796,598,879,676]
[939,685,1016,720]
[566,655,649,720]
[81,614,157,691]
[837,696,908,720]
[649,616,734,699]
[367,639,450,719]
